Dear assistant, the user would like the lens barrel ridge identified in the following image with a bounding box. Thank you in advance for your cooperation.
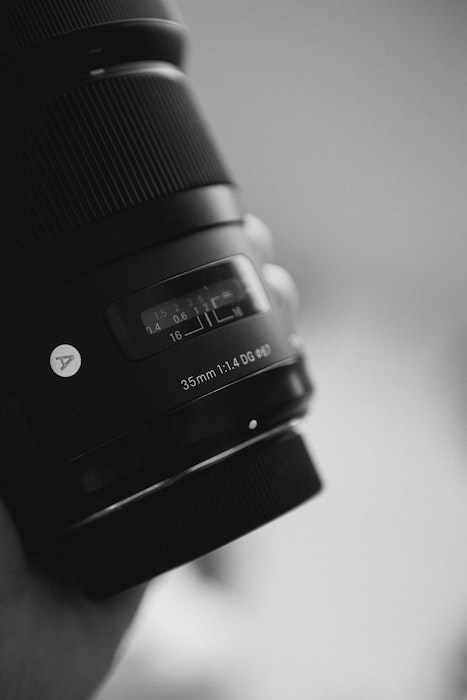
[0,0,180,55]
[0,69,233,267]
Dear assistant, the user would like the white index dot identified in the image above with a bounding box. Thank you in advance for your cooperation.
[249,419,258,430]
[50,344,82,378]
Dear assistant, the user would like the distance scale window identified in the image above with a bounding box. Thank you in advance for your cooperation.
[106,256,270,361]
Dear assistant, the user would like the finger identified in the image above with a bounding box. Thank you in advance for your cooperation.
[243,214,301,319]
[98,583,148,641]
[243,214,275,264]
[263,263,301,320]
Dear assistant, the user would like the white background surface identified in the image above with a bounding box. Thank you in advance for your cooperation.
[96,2,467,698]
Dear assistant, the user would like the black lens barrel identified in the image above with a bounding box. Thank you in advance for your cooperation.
[0,0,321,597]
[0,0,181,56]
[0,70,234,263]
[0,1,240,307]
[0,0,186,95]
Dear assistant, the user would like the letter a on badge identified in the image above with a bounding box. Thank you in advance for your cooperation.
[56,355,74,371]
[50,344,82,378]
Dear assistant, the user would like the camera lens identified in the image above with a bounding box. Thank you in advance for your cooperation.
[0,0,320,597]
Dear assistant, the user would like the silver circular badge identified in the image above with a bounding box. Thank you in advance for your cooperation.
[50,344,82,378]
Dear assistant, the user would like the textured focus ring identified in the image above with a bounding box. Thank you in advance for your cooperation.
[0,0,178,55]
[0,68,233,265]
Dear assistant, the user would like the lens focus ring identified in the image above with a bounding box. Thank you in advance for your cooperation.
[0,68,233,265]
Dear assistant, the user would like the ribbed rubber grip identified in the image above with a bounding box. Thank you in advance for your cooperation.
[0,0,178,55]
[62,431,321,597]
[0,68,233,265]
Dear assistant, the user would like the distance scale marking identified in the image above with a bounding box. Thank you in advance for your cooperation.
[106,256,270,361]
[141,277,249,345]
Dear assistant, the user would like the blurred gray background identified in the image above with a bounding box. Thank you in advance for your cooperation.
[95,2,467,699]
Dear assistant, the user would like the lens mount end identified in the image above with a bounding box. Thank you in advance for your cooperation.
[62,430,321,597]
